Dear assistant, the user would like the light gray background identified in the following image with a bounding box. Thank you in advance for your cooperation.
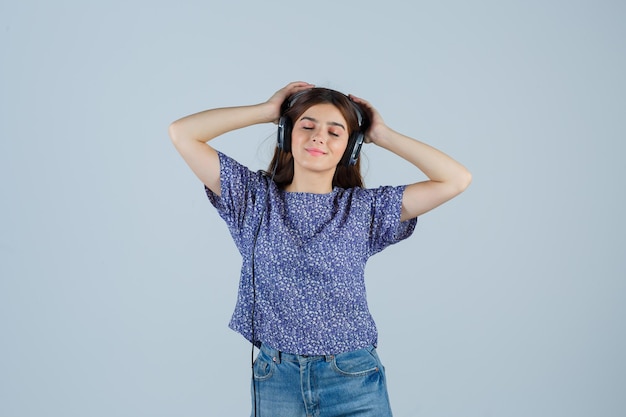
[1,1,624,416]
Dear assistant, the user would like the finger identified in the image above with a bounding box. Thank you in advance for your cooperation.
[270,82,313,103]
[350,95,371,108]
[288,81,315,91]
[289,83,315,95]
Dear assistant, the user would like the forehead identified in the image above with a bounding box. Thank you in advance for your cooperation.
[299,103,348,124]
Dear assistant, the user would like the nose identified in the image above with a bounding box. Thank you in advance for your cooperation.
[311,129,325,143]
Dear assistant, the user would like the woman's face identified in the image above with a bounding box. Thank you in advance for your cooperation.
[290,103,350,176]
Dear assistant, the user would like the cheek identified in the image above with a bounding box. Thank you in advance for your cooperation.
[330,138,349,155]
[290,131,307,146]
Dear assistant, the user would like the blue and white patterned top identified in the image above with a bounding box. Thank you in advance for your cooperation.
[205,152,418,355]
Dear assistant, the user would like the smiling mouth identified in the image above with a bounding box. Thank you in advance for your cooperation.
[306,148,326,156]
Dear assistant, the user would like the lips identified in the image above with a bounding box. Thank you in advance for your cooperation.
[305,148,326,156]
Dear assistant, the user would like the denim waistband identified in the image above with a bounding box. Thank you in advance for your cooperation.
[259,343,336,364]
[259,343,375,364]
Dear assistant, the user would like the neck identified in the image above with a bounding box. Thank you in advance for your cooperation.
[285,169,334,194]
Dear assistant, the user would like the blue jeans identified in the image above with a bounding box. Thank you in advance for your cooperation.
[251,343,393,417]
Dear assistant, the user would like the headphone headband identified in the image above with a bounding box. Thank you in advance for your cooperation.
[283,90,365,127]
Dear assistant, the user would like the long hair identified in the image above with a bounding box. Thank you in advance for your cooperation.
[265,88,367,189]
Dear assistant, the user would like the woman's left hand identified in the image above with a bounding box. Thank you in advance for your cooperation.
[348,94,389,145]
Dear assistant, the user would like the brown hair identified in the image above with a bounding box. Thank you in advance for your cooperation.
[266,88,367,189]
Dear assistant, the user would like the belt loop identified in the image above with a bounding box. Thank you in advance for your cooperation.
[277,350,282,364]
[325,354,334,362]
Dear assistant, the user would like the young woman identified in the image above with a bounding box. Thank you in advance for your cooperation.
[169,81,471,417]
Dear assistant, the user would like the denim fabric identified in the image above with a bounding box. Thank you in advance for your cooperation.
[251,344,393,417]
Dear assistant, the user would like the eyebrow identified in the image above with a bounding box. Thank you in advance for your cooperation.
[300,116,346,130]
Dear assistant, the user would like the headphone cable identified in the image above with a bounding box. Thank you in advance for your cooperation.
[250,156,279,417]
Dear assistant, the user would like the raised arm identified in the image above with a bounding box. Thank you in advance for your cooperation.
[350,95,472,221]
[169,81,314,195]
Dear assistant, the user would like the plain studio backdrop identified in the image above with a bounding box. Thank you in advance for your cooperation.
[1,1,624,416]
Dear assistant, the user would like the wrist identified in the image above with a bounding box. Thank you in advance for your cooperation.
[369,125,395,147]
[255,101,280,124]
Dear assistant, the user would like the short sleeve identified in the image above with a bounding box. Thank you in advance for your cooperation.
[368,185,418,255]
[204,152,266,250]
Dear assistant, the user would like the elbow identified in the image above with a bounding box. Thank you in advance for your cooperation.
[454,167,472,195]
[168,120,182,144]
[461,168,472,191]
[169,119,194,148]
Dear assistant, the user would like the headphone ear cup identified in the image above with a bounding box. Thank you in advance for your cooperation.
[277,115,292,152]
[341,131,365,166]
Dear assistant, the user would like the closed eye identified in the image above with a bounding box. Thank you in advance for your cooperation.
[300,120,315,130]
[298,116,346,137]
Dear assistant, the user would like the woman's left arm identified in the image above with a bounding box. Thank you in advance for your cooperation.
[350,95,472,222]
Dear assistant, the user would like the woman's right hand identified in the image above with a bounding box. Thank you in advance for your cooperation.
[265,81,315,123]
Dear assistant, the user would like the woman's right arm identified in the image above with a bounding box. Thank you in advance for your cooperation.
[169,105,273,195]
[168,82,314,196]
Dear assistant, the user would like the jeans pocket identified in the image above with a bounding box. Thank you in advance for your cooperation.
[331,347,381,377]
[253,350,275,381]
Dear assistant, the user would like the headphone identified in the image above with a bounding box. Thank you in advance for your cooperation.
[277,90,367,167]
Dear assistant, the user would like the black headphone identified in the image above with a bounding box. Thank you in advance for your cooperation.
[277,90,367,167]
